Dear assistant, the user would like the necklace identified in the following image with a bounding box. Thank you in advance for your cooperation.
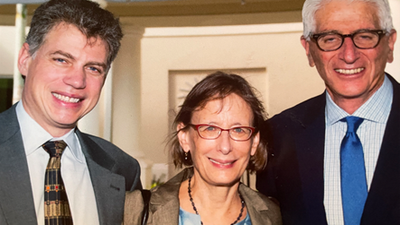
[188,176,245,225]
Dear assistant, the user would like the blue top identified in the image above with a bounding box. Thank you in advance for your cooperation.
[179,207,252,225]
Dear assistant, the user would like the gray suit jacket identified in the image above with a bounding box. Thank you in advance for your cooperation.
[0,104,142,225]
[124,168,282,225]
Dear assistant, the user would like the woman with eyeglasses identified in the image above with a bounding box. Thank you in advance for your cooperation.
[123,71,282,225]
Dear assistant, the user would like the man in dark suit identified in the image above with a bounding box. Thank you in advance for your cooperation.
[0,0,141,224]
[257,0,398,224]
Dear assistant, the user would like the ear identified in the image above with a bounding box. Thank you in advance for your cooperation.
[18,43,32,77]
[250,132,260,156]
[177,123,190,153]
[301,35,316,67]
[387,29,397,63]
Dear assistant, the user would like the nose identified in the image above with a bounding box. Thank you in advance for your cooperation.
[339,36,359,64]
[217,130,232,155]
[63,68,86,89]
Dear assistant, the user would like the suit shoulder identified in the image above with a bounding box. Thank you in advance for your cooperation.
[80,132,142,190]
[0,104,18,128]
[84,134,139,165]
[79,133,140,174]
[268,93,325,128]
[0,104,20,143]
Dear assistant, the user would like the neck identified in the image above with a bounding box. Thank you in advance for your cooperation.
[179,173,246,225]
[189,173,241,207]
[327,74,385,115]
[332,98,364,115]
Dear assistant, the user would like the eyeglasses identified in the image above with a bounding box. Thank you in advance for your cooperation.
[311,29,386,52]
[188,124,256,141]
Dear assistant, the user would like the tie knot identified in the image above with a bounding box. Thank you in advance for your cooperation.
[343,116,364,133]
[42,140,67,158]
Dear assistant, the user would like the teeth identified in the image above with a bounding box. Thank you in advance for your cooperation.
[335,68,364,74]
[209,158,233,166]
[53,93,80,103]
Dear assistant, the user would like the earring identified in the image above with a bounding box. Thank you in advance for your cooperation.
[185,151,188,161]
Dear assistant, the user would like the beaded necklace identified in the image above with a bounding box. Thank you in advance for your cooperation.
[187,176,245,225]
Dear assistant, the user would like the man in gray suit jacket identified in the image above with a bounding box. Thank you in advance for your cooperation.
[257,0,398,224]
[0,0,141,224]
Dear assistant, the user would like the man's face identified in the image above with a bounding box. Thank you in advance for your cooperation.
[18,22,108,137]
[301,0,396,113]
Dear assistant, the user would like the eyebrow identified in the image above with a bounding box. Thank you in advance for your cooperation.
[51,50,107,72]
[51,50,74,59]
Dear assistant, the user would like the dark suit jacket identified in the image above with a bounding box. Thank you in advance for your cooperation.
[0,103,142,225]
[256,74,400,224]
[124,168,282,225]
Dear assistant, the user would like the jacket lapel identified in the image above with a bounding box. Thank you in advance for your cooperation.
[292,93,328,224]
[0,105,37,224]
[76,130,126,225]
[148,169,189,224]
[362,75,400,223]
[239,184,281,225]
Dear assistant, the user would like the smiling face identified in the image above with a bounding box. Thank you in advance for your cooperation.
[178,93,259,187]
[301,0,396,113]
[18,22,108,137]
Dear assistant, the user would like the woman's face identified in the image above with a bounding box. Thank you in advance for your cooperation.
[178,93,260,187]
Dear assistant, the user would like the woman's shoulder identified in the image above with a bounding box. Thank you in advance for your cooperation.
[240,184,275,204]
[125,189,145,210]
[239,184,282,225]
[124,189,146,225]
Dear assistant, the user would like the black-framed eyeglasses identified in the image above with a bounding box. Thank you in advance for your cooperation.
[188,124,256,141]
[311,29,386,52]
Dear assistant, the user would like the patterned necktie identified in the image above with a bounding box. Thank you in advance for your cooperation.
[42,141,73,225]
[340,116,368,225]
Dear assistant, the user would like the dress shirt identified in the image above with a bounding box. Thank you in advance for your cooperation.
[324,75,393,225]
[16,102,99,225]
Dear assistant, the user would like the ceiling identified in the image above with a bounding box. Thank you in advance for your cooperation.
[0,0,304,17]
[0,0,305,27]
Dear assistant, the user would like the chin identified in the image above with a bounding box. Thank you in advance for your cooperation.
[211,176,241,186]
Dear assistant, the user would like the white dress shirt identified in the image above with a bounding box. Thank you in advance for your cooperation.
[16,102,100,225]
[323,75,393,225]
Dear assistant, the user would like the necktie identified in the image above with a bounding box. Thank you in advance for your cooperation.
[340,116,367,225]
[42,141,73,225]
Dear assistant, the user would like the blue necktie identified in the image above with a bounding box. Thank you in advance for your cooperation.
[340,116,367,225]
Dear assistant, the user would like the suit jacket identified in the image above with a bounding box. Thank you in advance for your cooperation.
[0,103,142,225]
[124,168,282,225]
[256,74,400,224]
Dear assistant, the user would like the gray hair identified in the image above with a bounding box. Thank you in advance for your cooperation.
[26,0,123,70]
[302,0,394,39]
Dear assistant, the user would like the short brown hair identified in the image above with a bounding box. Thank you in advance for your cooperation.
[26,0,122,70]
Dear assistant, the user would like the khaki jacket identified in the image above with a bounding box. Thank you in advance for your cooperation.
[124,168,282,225]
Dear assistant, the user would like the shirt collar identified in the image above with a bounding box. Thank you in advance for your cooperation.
[51,129,82,162]
[326,74,393,125]
[16,102,83,161]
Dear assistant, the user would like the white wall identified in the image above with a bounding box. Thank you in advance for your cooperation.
[0,26,17,76]
[386,0,400,80]
[139,23,325,170]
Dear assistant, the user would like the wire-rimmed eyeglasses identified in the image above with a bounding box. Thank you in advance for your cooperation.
[311,29,386,52]
[188,124,256,141]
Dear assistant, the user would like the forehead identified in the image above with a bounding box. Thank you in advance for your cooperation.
[40,22,108,60]
[43,22,107,49]
[191,94,253,122]
[314,0,380,33]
